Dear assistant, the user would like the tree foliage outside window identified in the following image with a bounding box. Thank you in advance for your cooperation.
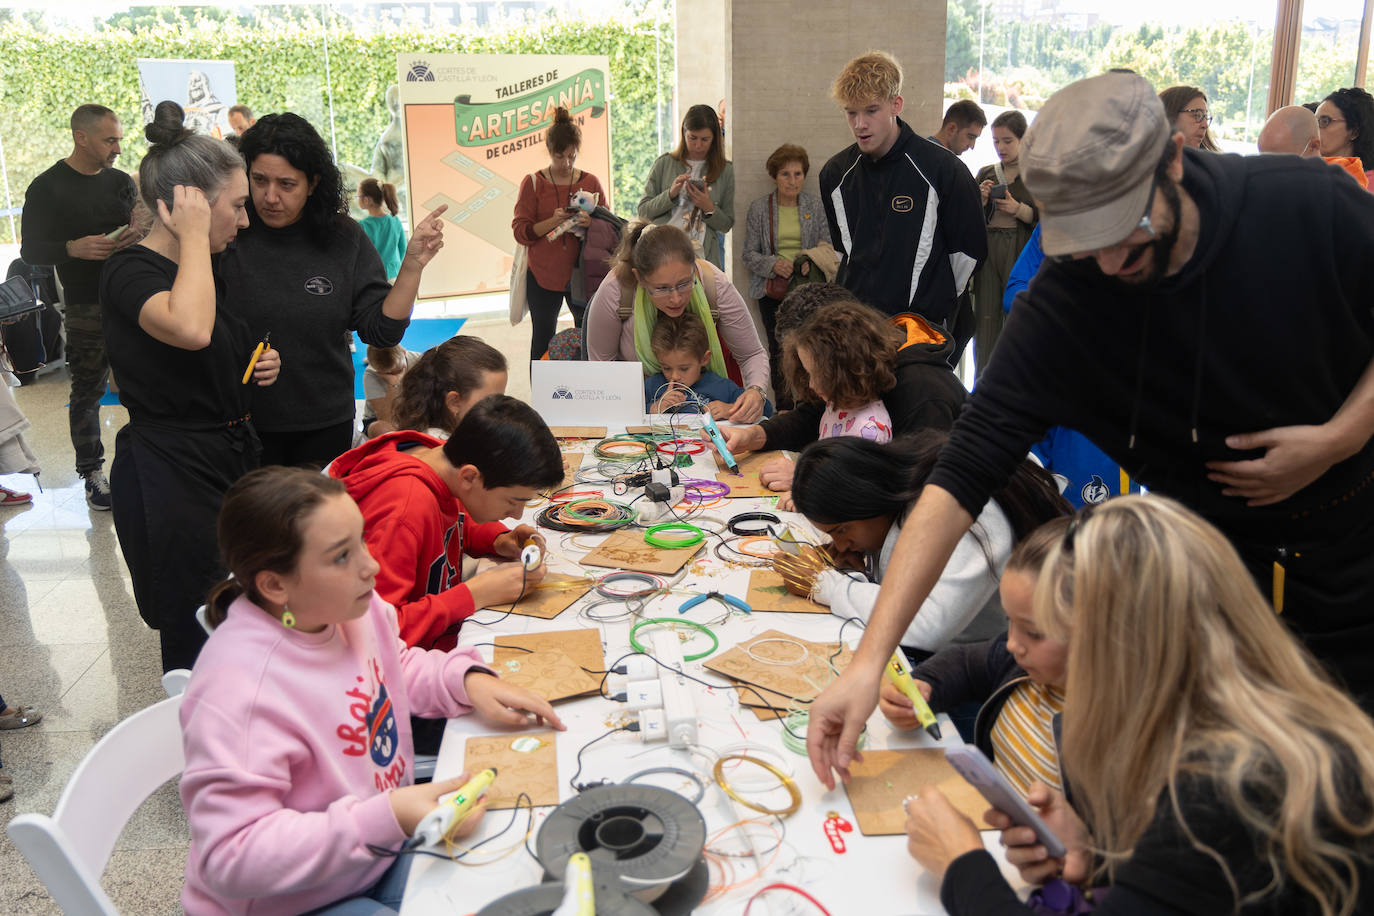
[0,4,675,244]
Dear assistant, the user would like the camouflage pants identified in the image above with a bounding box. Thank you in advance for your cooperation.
[65,300,108,476]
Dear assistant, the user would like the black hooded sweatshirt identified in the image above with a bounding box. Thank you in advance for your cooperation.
[929,149,1374,680]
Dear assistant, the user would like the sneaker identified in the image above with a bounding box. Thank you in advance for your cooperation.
[0,486,31,506]
[83,469,112,511]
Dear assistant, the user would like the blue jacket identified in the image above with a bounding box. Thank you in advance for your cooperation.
[644,369,774,416]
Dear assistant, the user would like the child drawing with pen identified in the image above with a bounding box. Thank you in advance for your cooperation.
[178,465,565,916]
[644,312,774,419]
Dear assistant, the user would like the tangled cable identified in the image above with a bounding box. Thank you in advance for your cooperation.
[536,497,638,533]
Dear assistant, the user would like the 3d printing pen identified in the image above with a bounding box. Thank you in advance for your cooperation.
[886,650,943,741]
[409,767,497,847]
[520,537,543,570]
[550,852,595,916]
[700,412,739,474]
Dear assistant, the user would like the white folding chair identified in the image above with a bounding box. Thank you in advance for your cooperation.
[7,692,186,916]
[161,668,191,698]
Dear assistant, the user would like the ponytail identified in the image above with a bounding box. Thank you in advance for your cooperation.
[392,336,508,435]
[359,177,399,216]
[204,467,346,629]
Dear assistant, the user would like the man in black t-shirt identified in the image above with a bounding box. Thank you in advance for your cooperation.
[21,104,138,510]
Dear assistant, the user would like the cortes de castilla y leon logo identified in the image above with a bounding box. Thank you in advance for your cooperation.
[406,61,435,82]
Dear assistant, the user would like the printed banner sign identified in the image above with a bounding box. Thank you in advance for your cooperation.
[137,58,237,138]
[398,54,612,300]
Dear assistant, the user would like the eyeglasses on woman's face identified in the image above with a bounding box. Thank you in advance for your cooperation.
[1317,116,1347,130]
[1180,108,1212,125]
[646,277,694,299]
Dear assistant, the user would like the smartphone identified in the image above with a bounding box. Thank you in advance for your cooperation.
[989,184,1008,200]
[688,178,707,191]
[945,745,1066,858]
[105,224,129,241]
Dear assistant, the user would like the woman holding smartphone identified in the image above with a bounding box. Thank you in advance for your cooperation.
[971,110,1036,380]
[511,106,605,362]
[903,497,1374,916]
[637,104,734,268]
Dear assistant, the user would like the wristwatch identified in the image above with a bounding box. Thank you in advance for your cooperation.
[703,210,715,220]
[746,384,766,399]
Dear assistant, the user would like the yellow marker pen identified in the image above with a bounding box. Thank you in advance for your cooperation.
[242,331,270,385]
[886,649,942,740]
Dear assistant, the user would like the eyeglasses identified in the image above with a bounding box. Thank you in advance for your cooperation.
[1317,116,1347,129]
[1060,504,1098,555]
[1048,173,1159,264]
[1180,108,1212,125]
[645,278,694,299]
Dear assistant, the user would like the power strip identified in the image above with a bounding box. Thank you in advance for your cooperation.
[650,629,698,748]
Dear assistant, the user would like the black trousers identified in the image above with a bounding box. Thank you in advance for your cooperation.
[527,269,583,362]
[257,420,356,471]
[756,295,788,409]
[111,421,260,672]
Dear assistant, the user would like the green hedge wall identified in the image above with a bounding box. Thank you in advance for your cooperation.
[0,9,675,244]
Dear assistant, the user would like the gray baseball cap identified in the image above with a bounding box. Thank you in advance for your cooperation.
[1022,71,1171,257]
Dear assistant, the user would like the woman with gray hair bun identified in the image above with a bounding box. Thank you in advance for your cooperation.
[98,99,282,673]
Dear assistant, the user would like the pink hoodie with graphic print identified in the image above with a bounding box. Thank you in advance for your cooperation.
[179,592,489,915]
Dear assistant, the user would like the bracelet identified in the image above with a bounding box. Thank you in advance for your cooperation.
[629,616,718,661]
[727,511,780,536]
[643,522,704,549]
[712,754,802,817]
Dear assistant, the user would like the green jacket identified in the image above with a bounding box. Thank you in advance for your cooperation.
[637,153,735,264]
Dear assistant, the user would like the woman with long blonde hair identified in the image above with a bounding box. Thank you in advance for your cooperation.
[904,495,1374,915]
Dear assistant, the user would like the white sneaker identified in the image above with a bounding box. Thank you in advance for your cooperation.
[83,469,112,511]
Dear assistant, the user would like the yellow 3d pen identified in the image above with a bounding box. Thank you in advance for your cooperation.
[241,331,270,385]
[551,852,595,916]
[886,650,942,740]
[410,767,497,847]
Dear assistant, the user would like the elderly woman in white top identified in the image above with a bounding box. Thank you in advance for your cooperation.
[584,222,769,423]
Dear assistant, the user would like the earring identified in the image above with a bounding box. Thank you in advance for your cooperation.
[281,604,296,629]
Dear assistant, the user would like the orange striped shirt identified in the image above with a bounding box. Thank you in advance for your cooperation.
[989,681,1065,798]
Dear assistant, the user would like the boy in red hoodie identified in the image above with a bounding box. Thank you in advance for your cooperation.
[331,395,565,650]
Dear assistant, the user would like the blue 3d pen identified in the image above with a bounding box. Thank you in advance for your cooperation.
[701,413,739,475]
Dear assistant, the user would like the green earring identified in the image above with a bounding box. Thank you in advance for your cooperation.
[281,604,296,629]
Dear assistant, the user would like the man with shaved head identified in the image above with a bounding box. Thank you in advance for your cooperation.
[20,104,138,510]
[1260,104,1368,188]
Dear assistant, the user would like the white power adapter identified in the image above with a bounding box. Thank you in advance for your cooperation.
[650,629,698,748]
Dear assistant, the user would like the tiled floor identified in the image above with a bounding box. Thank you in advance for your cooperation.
[0,312,549,913]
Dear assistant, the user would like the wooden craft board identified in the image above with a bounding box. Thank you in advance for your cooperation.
[746,568,828,613]
[505,572,592,619]
[493,628,604,671]
[713,449,782,498]
[489,647,601,702]
[624,425,653,435]
[549,426,607,439]
[703,629,852,701]
[579,528,702,574]
[492,629,605,703]
[558,451,585,488]
[461,730,560,809]
[843,749,993,834]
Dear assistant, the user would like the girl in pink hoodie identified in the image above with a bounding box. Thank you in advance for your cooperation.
[179,467,564,915]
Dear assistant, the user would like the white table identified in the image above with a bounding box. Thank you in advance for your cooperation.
[401,423,1025,915]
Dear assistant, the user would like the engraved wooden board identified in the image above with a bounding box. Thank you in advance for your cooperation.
[843,749,992,834]
[579,528,703,575]
[702,629,853,700]
[746,568,828,613]
[713,449,783,498]
[549,426,607,439]
[493,628,604,674]
[488,647,601,702]
[461,730,559,809]
[503,572,593,619]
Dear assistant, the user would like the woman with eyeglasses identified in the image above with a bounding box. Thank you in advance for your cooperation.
[1317,88,1374,186]
[584,221,769,423]
[1159,86,1220,152]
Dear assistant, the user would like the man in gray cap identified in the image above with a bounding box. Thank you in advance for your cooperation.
[805,70,1374,785]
